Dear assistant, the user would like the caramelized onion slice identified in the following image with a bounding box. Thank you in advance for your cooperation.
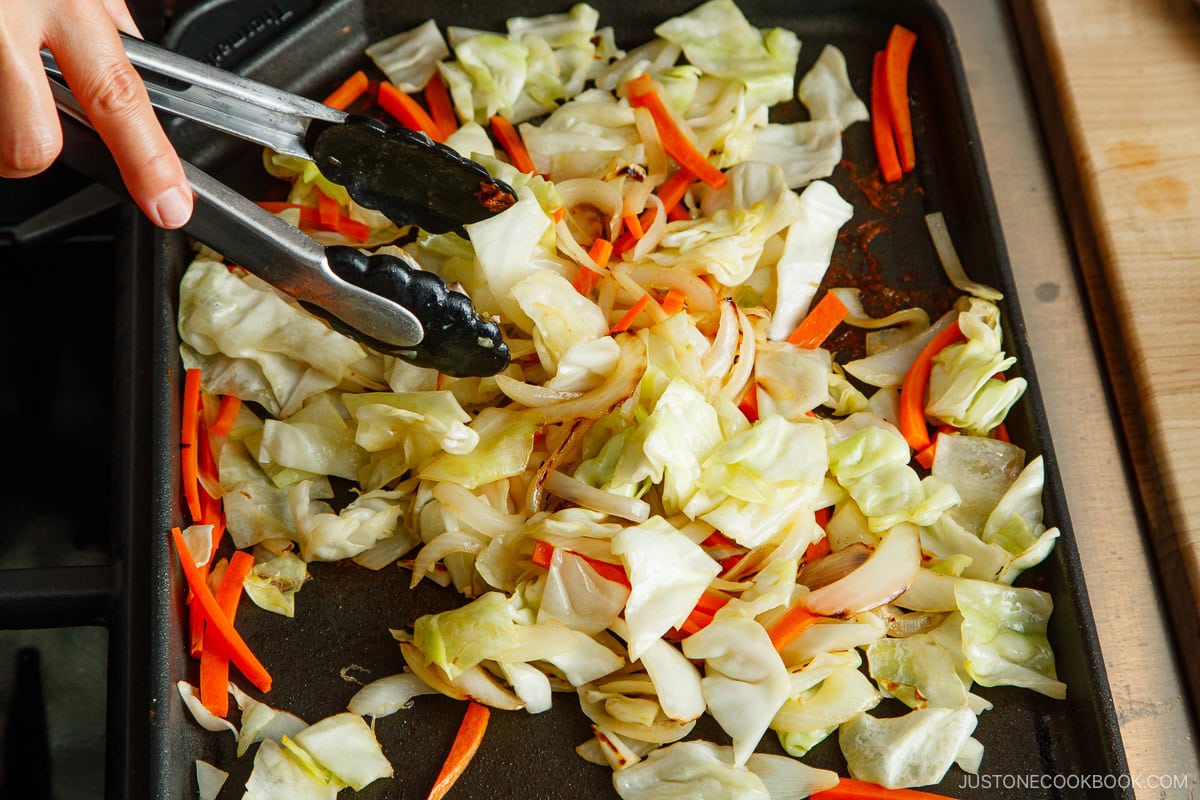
[802,523,922,617]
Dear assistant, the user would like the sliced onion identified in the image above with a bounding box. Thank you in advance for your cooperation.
[843,310,956,388]
[592,723,646,770]
[398,642,468,700]
[797,543,870,590]
[352,531,419,571]
[829,287,931,331]
[578,682,696,744]
[495,373,584,408]
[433,481,525,538]
[557,177,624,241]
[448,663,525,711]
[631,195,667,261]
[926,212,1003,301]
[531,334,647,424]
[802,523,922,617]
[176,681,236,735]
[703,299,739,383]
[619,262,720,317]
[877,604,948,637]
[347,672,438,718]
[410,530,484,588]
[527,419,591,514]
[717,305,756,401]
[545,469,651,522]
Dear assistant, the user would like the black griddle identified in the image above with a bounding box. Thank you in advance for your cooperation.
[129,1,1131,797]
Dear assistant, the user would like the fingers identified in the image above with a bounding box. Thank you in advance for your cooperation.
[48,0,192,228]
[100,0,143,38]
[0,14,63,178]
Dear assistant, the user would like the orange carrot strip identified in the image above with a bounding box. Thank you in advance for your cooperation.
[171,528,272,693]
[898,321,963,453]
[803,536,831,565]
[322,70,368,110]
[210,395,241,438]
[199,550,255,717]
[256,201,370,243]
[871,51,902,183]
[883,25,918,173]
[610,294,651,334]
[693,592,730,616]
[656,168,695,214]
[811,777,952,799]
[737,382,759,422]
[667,204,691,222]
[787,292,849,348]
[573,267,601,296]
[625,75,727,189]
[378,81,443,141]
[768,604,822,652]
[427,701,491,800]
[317,192,340,228]
[622,212,645,239]
[660,288,687,316]
[588,238,613,269]
[815,506,832,528]
[181,368,203,522]
[424,72,458,138]
[531,540,555,569]
[489,115,536,174]
[994,422,1011,443]
[188,573,207,658]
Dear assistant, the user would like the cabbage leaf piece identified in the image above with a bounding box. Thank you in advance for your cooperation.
[955,580,1066,699]
[290,713,393,791]
[682,617,790,766]
[178,259,366,418]
[413,591,520,679]
[839,706,978,789]
[243,738,338,800]
[653,0,799,108]
[612,740,770,800]
[612,516,721,661]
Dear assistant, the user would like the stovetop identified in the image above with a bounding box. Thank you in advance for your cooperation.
[0,2,321,796]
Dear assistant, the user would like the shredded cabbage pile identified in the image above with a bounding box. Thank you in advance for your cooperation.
[176,1,1064,797]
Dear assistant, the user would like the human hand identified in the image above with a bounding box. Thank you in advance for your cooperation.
[0,0,193,228]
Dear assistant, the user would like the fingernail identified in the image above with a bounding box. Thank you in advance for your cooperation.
[152,186,192,229]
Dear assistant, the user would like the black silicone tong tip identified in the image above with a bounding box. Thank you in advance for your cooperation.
[307,117,517,235]
[324,246,510,377]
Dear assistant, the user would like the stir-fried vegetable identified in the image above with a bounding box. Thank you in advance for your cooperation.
[172,2,1064,798]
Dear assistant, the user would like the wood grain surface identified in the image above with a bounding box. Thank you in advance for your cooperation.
[1021,0,1200,617]
[938,0,1199,795]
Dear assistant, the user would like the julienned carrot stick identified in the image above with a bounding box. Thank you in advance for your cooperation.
[318,192,340,228]
[898,320,963,454]
[489,115,536,174]
[660,288,687,316]
[622,212,645,239]
[531,540,555,569]
[767,604,822,652]
[427,701,491,800]
[424,73,458,139]
[624,75,726,189]
[171,527,272,693]
[737,382,759,422]
[378,81,443,141]
[656,168,695,214]
[256,201,371,243]
[588,238,613,269]
[803,536,831,564]
[883,25,918,173]
[209,395,241,438]
[811,778,951,799]
[199,550,256,717]
[610,294,651,333]
[871,51,902,183]
[181,368,203,522]
[322,70,368,110]
[787,292,849,348]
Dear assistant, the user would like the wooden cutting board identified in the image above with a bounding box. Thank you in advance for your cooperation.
[1016,1,1200,625]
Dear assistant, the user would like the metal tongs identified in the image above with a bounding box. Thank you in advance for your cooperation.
[42,35,515,377]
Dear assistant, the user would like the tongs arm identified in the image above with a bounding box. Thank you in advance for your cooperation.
[46,79,425,351]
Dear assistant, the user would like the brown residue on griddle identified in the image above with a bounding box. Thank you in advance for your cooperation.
[820,215,959,362]
[840,158,903,214]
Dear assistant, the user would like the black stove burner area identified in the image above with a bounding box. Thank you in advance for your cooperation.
[0,2,319,796]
